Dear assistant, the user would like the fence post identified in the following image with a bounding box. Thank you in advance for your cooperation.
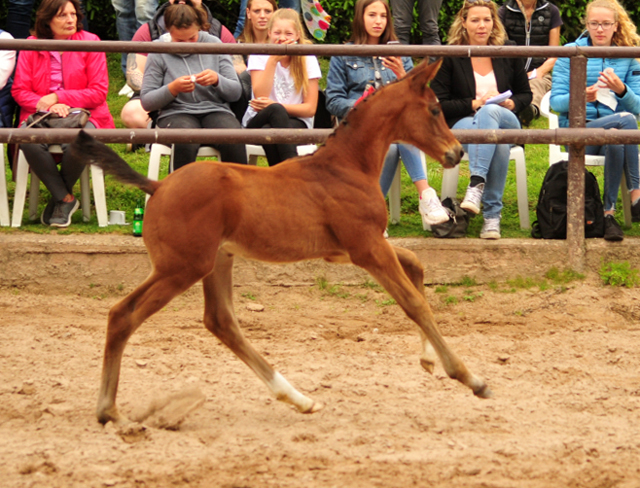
[567,55,588,271]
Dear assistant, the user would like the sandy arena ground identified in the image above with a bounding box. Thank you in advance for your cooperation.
[1,274,640,487]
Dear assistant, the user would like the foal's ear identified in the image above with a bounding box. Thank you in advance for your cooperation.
[409,58,443,94]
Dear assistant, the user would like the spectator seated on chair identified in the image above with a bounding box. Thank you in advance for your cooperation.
[11,0,115,228]
[121,0,241,140]
[140,1,246,169]
[431,0,532,240]
[498,0,563,126]
[241,9,319,167]
[550,0,640,243]
[0,29,16,131]
[325,0,448,229]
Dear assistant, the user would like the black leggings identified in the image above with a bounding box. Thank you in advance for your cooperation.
[157,111,247,170]
[21,121,96,202]
[246,103,306,166]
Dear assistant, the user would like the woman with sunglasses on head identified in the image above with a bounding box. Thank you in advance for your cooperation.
[326,0,449,229]
[550,0,640,242]
[431,0,532,239]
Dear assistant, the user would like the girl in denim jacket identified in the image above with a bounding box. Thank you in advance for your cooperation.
[325,0,449,229]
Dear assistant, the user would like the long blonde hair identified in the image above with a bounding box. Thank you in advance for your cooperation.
[585,0,640,47]
[268,9,312,97]
[447,0,506,46]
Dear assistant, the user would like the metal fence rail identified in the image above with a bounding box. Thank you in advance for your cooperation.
[0,40,636,269]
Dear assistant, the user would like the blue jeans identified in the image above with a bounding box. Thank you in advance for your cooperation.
[235,0,301,38]
[6,0,35,39]
[584,113,640,211]
[379,143,427,196]
[389,0,442,45]
[452,104,521,219]
[111,0,158,73]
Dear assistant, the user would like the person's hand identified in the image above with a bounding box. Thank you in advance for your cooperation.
[249,96,274,111]
[48,103,70,117]
[270,38,297,64]
[499,99,515,111]
[586,84,599,103]
[598,68,625,95]
[194,69,219,87]
[36,93,58,112]
[472,91,500,110]
[168,75,196,96]
[381,56,406,79]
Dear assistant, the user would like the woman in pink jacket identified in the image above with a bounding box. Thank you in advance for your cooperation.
[12,0,114,227]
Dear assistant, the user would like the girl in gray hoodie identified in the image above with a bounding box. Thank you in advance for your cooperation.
[141,2,246,169]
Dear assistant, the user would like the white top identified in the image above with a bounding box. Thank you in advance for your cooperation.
[243,54,321,129]
[0,31,16,91]
[474,70,498,99]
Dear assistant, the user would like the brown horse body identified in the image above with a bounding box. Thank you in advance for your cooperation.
[71,60,491,425]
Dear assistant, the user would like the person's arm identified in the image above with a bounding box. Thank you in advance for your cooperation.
[430,57,476,122]
[325,56,355,120]
[281,78,319,118]
[11,49,44,114]
[250,55,281,98]
[615,59,640,114]
[56,50,109,109]
[535,26,560,78]
[140,54,177,112]
[0,33,16,90]
[209,52,242,103]
[506,56,533,113]
[126,53,147,92]
[549,56,571,114]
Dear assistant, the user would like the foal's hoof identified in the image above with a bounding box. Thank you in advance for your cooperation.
[301,402,324,414]
[473,383,493,399]
[420,358,435,374]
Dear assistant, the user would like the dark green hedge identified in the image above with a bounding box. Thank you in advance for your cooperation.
[1,0,639,46]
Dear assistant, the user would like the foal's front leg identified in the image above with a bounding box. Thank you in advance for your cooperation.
[393,246,437,373]
[354,239,492,398]
[202,250,322,413]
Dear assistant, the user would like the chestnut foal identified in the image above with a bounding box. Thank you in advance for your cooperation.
[71,59,491,425]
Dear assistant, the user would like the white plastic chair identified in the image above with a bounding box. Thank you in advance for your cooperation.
[540,91,632,227]
[146,144,223,204]
[388,151,429,230]
[11,145,108,227]
[245,143,318,166]
[440,145,530,230]
[0,143,10,226]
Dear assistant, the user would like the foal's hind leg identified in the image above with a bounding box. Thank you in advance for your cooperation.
[202,250,321,413]
[97,270,202,424]
[393,246,437,374]
[352,239,491,398]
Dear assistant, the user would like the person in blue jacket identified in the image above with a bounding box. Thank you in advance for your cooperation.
[551,0,640,242]
[325,0,449,229]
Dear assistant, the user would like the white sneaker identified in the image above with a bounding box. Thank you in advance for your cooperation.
[419,188,450,226]
[480,217,501,239]
[383,228,389,239]
[461,183,484,215]
[118,83,134,98]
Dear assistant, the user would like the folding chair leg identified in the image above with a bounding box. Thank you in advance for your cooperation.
[80,166,91,222]
[621,173,632,228]
[514,152,530,230]
[441,166,460,200]
[91,165,108,227]
[0,145,9,226]
[388,164,402,225]
[12,151,31,227]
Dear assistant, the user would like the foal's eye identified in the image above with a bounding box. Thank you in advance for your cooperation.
[430,107,441,117]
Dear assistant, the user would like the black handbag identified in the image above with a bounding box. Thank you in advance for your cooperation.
[25,108,90,129]
[430,197,470,238]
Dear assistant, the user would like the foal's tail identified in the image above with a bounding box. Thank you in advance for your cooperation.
[69,130,160,196]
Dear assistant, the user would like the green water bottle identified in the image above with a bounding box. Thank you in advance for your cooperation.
[133,201,144,237]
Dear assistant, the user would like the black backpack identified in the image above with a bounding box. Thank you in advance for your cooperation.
[531,160,605,239]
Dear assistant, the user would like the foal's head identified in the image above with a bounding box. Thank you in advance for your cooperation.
[385,59,463,169]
